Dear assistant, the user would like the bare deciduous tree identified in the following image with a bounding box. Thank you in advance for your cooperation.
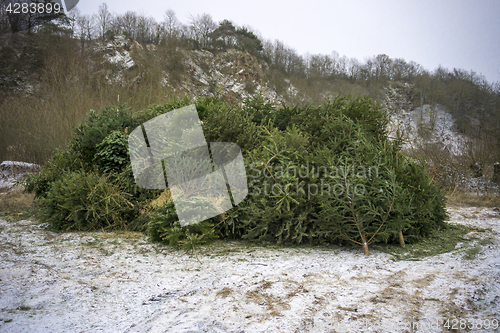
[0,0,11,33]
[120,11,137,40]
[94,2,112,41]
[163,9,180,42]
[188,13,216,48]
[75,12,94,52]
[135,14,156,44]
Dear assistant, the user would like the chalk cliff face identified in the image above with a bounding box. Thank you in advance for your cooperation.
[181,48,274,101]
[0,31,363,110]
[0,32,281,103]
[91,35,281,104]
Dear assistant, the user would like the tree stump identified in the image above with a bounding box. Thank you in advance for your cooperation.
[398,230,405,248]
[471,162,483,178]
[493,162,500,184]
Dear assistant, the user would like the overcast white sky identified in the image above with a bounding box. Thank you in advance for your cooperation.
[75,0,500,84]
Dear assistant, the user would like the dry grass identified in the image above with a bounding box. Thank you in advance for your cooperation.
[446,189,500,208]
[147,189,173,211]
[0,188,35,217]
[0,34,181,165]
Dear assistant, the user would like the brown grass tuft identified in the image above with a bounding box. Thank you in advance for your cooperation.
[0,188,35,216]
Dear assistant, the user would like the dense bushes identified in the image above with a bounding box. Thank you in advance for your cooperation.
[229,97,447,253]
[25,99,192,231]
[25,94,448,254]
[147,199,217,248]
[38,171,135,231]
[94,131,130,173]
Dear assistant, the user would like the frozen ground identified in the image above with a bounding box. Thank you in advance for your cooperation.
[0,206,499,333]
[0,161,40,193]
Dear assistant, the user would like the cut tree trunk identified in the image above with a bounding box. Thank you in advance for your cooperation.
[360,234,369,255]
[399,230,405,248]
[493,162,500,184]
[362,242,369,255]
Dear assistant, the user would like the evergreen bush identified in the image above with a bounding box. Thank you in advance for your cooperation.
[147,198,217,248]
[231,95,448,254]
[195,96,260,152]
[69,105,135,166]
[25,99,192,231]
[23,150,82,198]
[25,94,448,255]
[94,130,130,174]
[38,170,136,231]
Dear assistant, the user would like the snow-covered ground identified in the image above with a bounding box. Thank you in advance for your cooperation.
[0,205,499,333]
[0,161,40,193]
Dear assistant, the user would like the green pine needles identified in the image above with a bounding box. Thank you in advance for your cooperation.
[24,94,448,255]
[217,95,448,254]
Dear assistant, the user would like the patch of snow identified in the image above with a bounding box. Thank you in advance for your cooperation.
[101,35,135,72]
[231,82,246,95]
[0,161,40,192]
[162,73,169,86]
[287,83,299,98]
[0,161,39,169]
[0,206,499,332]
[388,104,467,156]
[107,51,134,70]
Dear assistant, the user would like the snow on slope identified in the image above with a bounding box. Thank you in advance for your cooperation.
[388,104,467,156]
[182,49,280,103]
[96,35,284,104]
[103,35,135,70]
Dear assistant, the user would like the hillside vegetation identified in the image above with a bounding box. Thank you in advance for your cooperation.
[1,5,499,160]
